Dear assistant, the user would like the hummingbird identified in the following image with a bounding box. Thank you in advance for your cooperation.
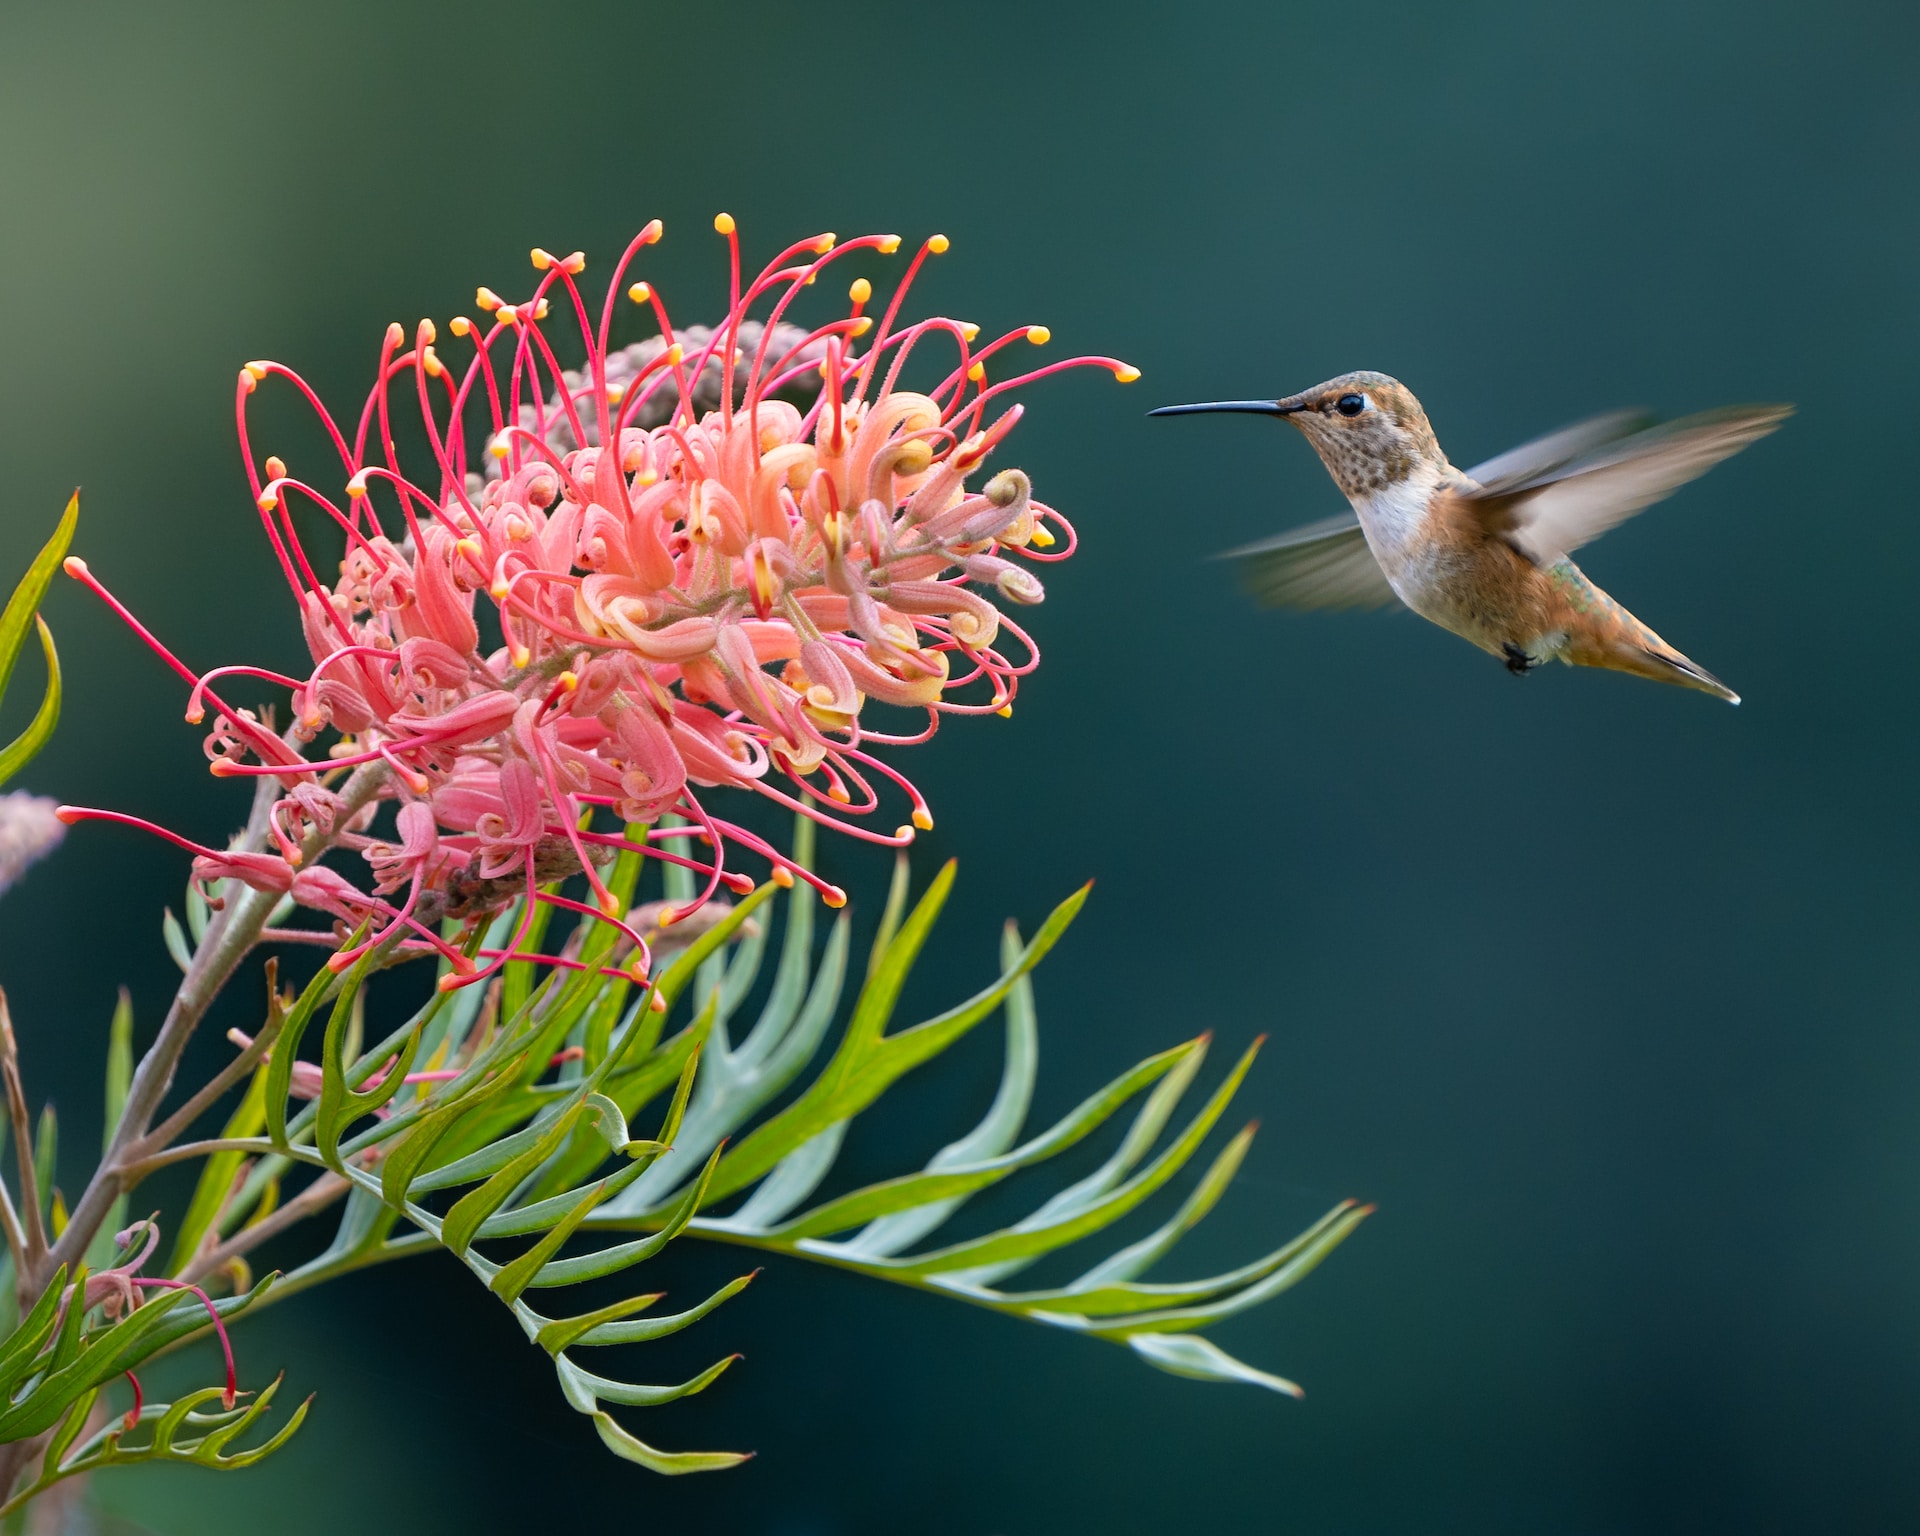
[1150,374,1790,703]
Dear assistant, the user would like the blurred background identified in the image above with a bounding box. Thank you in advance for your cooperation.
[0,0,1915,1530]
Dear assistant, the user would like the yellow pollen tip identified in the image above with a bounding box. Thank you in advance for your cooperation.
[563,251,586,274]
[532,298,549,319]
[488,438,509,460]
[209,759,234,777]
[827,783,851,804]
[423,349,445,378]
[183,707,205,725]
[1114,364,1141,383]
[1030,523,1056,548]
[628,282,651,304]
[62,556,89,578]
[417,318,436,344]
[557,670,579,691]
[849,277,872,305]
[1026,326,1051,345]
[450,315,471,337]
[666,343,684,365]
[346,474,368,498]
[257,491,279,511]
[437,974,462,993]
[770,865,795,888]
[530,248,554,270]
[385,323,404,348]
[713,212,736,235]
[927,234,950,254]
[996,703,1013,718]
[815,233,835,253]
[489,578,511,601]
[656,906,678,927]
[803,274,815,286]
[264,455,287,480]
[967,362,986,383]
[607,383,626,404]
[644,219,664,244]
[239,371,256,394]
[509,644,531,668]
[244,361,270,381]
[823,886,848,909]
[911,807,934,831]
[476,287,502,311]
[598,890,622,916]
[960,323,981,342]
[455,537,483,560]
[895,826,915,841]
[496,304,519,324]
[850,316,873,336]
[879,235,902,254]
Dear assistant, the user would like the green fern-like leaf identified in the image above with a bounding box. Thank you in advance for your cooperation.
[193,813,1366,1471]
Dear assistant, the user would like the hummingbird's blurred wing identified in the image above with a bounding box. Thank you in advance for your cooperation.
[1465,404,1793,565]
[1463,409,1655,493]
[1218,513,1402,611]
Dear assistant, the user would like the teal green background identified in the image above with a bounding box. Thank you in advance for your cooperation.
[1,1,1916,1530]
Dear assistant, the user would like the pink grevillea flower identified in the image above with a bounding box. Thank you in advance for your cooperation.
[59,218,1135,988]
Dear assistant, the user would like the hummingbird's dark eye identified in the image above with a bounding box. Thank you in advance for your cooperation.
[1335,393,1367,417]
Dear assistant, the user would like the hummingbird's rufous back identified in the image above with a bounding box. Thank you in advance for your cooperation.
[1152,372,1790,703]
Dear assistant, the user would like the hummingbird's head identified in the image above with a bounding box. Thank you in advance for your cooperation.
[1150,371,1444,498]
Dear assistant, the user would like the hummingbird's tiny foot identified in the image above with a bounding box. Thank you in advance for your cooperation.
[1502,643,1534,675]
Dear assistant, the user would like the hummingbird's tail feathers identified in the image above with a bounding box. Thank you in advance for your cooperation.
[1635,643,1740,704]
[1571,632,1740,704]
[1220,514,1402,612]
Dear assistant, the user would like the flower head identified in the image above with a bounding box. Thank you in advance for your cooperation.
[62,220,1135,986]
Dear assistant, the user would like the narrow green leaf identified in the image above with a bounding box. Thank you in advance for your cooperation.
[590,1411,749,1475]
[102,989,133,1150]
[865,847,913,981]
[1083,1201,1373,1335]
[441,1102,590,1255]
[265,954,350,1150]
[1127,1333,1303,1397]
[33,1102,57,1216]
[534,1290,666,1355]
[0,491,76,720]
[556,1352,738,1409]
[378,1070,515,1208]
[488,1179,606,1304]
[0,1264,68,1399]
[1066,1124,1256,1292]
[720,1121,845,1231]
[764,1042,1193,1243]
[161,909,193,973]
[900,1038,1261,1277]
[314,947,395,1165]
[526,1144,721,1288]
[582,1093,631,1154]
[847,920,1039,1257]
[710,879,1088,1201]
[0,616,61,786]
[42,1387,97,1473]
[558,1271,756,1349]
[472,1153,656,1242]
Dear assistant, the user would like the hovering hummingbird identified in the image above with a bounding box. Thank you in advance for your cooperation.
[1151,374,1790,703]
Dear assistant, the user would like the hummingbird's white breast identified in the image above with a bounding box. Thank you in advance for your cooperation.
[1347,462,1450,613]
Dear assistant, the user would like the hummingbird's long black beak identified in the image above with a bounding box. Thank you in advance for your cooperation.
[1147,399,1307,418]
